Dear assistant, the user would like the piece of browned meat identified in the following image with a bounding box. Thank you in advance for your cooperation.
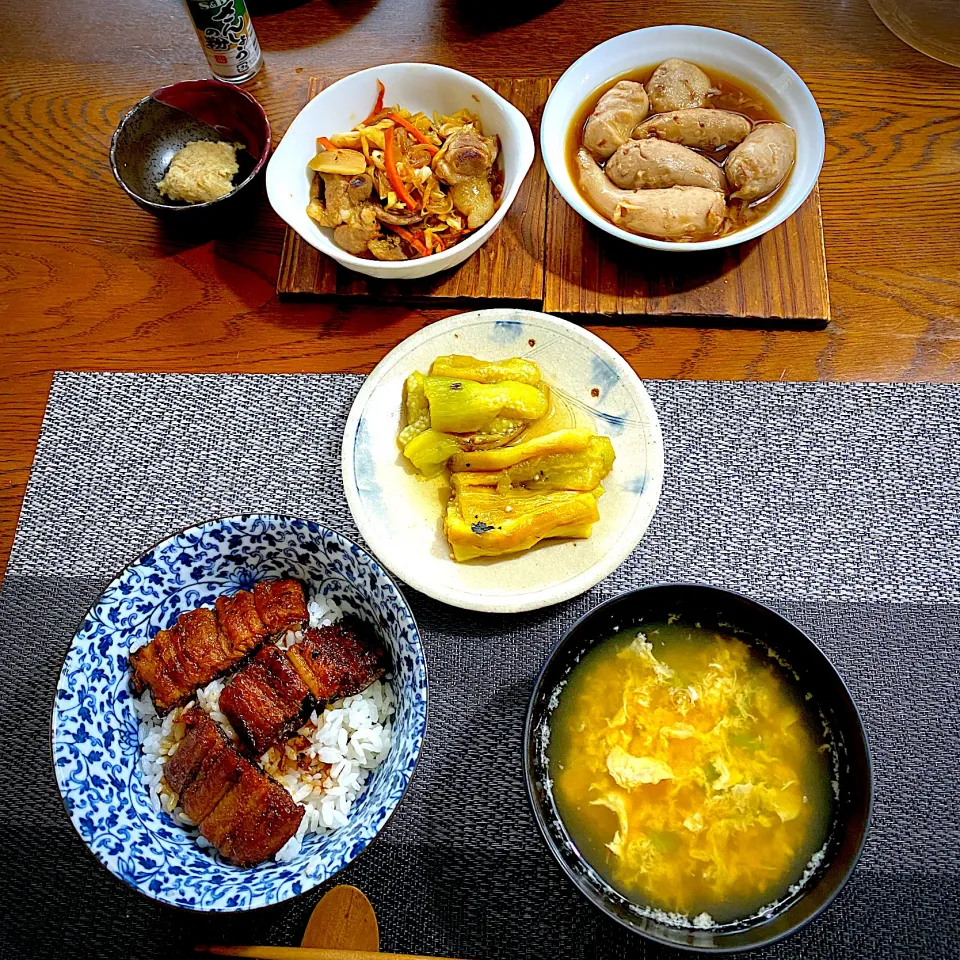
[219,645,311,757]
[289,618,387,703]
[163,704,225,796]
[221,617,388,757]
[215,590,267,655]
[163,708,303,866]
[129,578,308,715]
[253,579,309,634]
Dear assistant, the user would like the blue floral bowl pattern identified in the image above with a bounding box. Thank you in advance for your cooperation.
[51,515,428,911]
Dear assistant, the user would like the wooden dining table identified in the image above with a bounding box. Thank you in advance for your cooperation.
[1,0,959,578]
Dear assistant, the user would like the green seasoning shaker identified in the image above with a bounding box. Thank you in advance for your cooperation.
[182,0,263,83]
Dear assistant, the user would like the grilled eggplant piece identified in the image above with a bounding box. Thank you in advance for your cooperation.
[129,578,307,715]
[163,709,303,866]
[221,617,388,757]
[219,645,311,757]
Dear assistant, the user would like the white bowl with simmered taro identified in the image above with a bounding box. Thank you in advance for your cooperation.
[542,25,825,250]
[267,63,535,279]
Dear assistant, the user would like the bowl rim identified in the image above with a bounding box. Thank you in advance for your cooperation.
[265,61,536,272]
[541,24,826,253]
[109,78,272,213]
[49,511,429,913]
[523,581,873,952]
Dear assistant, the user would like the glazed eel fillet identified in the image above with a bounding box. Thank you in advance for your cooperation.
[163,707,303,866]
[220,616,387,757]
[129,579,308,715]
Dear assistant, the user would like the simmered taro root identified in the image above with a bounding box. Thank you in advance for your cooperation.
[306,81,503,259]
[582,80,650,160]
[606,139,726,192]
[576,148,725,240]
[634,108,752,152]
[645,59,715,112]
[725,122,797,201]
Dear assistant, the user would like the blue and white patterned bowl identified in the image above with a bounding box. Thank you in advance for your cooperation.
[51,514,428,912]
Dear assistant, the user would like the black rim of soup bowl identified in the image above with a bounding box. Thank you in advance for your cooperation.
[523,583,872,953]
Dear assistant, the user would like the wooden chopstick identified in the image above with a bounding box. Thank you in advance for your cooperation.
[196,946,472,960]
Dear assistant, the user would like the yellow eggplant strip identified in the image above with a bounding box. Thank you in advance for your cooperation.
[403,429,462,478]
[451,439,614,493]
[424,377,548,433]
[455,416,527,452]
[396,355,618,560]
[398,372,430,448]
[429,355,542,386]
[449,429,595,472]
[445,483,602,561]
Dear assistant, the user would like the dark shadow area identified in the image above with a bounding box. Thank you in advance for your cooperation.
[247,0,379,50]
[596,222,754,297]
[566,312,830,332]
[450,0,563,34]
[247,0,314,14]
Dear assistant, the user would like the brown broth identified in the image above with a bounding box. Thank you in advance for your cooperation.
[566,64,792,242]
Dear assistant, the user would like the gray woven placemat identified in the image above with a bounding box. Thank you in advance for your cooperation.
[2,372,959,960]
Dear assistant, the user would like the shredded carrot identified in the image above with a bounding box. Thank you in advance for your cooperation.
[317,136,336,151]
[386,223,430,258]
[385,112,439,155]
[383,128,418,212]
[360,79,386,127]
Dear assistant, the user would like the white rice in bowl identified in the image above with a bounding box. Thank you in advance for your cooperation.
[134,596,395,862]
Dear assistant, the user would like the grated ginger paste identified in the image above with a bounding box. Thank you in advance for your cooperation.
[156,140,244,204]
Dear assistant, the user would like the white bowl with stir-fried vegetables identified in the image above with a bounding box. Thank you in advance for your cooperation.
[541,26,824,251]
[266,63,535,279]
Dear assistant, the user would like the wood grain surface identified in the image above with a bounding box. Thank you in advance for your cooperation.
[544,185,830,324]
[278,76,549,304]
[1,0,960,578]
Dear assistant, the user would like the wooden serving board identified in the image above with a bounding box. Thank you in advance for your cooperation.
[543,182,830,326]
[277,77,830,327]
[277,76,549,306]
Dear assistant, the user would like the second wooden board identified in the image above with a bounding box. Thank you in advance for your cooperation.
[543,181,830,326]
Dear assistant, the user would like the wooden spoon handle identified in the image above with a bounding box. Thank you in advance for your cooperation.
[198,946,471,960]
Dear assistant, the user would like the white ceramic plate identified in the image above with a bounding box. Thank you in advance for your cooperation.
[341,309,664,613]
[541,25,825,252]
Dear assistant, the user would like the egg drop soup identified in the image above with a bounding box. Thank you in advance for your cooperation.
[547,622,833,925]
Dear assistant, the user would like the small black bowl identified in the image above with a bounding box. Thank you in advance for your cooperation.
[109,78,271,220]
[524,583,872,953]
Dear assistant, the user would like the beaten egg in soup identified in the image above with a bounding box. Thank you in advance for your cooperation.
[547,623,833,924]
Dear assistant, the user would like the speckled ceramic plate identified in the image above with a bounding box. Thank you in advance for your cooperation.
[341,309,664,613]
